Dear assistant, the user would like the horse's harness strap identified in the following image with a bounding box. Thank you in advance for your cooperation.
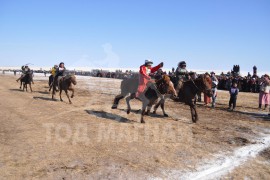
[153,83,165,96]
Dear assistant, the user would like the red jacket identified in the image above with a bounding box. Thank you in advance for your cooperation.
[136,64,161,97]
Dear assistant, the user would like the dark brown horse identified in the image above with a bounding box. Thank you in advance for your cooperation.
[172,74,213,123]
[20,73,33,92]
[52,75,77,104]
[48,75,54,92]
[125,75,177,123]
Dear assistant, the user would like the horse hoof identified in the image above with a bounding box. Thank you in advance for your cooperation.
[141,119,145,123]
[71,95,74,98]
[164,114,169,117]
[60,99,63,102]
[127,109,130,114]
[111,105,117,109]
[192,118,198,123]
[69,102,72,104]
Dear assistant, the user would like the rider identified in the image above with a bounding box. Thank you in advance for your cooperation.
[16,65,31,82]
[51,65,58,77]
[136,60,163,99]
[49,65,58,86]
[175,61,189,88]
[176,61,189,81]
[53,62,66,88]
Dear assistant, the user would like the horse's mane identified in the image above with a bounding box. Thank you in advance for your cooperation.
[156,75,171,84]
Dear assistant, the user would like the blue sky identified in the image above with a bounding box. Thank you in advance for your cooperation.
[0,0,269,72]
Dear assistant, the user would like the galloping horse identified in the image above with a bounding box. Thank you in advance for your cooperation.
[112,75,177,123]
[52,75,77,104]
[171,74,213,123]
[20,73,33,92]
[48,75,54,91]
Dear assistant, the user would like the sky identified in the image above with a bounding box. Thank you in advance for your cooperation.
[0,0,269,72]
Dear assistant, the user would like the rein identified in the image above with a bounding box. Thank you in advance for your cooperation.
[153,83,165,96]
[190,78,202,92]
[189,78,211,93]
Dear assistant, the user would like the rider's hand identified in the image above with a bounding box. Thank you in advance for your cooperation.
[159,62,164,67]
[149,79,155,83]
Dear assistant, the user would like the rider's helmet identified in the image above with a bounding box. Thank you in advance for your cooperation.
[178,61,186,68]
[145,59,153,66]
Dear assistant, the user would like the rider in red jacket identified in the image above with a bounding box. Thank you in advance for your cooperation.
[136,60,163,98]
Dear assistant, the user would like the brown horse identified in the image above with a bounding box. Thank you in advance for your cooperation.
[125,75,177,123]
[20,73,33,92]
[52,75,77,104]
[172,74,213,123]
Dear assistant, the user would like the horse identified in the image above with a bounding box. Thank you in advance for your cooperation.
[112,75,177,114]
[48,75,54,91]
[52,75,77,104]
[112,75,176,123]
[171,74,213,123]
[20,73,33,92]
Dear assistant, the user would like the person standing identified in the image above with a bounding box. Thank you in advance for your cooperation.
[211,72,219,108]
[204,72,211,106]
[228,82,239,111]
[259,74,270,110]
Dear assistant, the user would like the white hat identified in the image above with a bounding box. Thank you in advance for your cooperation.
[145,59,153,65]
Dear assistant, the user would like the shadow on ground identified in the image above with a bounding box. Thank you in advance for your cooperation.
[85,110,132,123]
[33,96,57,101]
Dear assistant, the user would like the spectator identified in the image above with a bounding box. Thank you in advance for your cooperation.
[204,72,211,106]
[228,82,239,111]
[258,74,270,110]
[211,72,218,108]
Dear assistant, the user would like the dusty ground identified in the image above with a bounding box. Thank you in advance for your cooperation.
[0,73,270,180]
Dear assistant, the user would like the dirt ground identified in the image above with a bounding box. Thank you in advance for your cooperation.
[0,74,270,180]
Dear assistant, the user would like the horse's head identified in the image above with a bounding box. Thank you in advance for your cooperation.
[156,75,177,96]
[65,74,77,85]
[201,74,213,97]
[70,75,77,85]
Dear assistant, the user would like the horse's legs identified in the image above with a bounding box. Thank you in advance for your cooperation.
[140,100,149,123]
[52,85,55,99]
[153,100,161,114]
[20,81,22,89]
[70,88,75,98]
[189,103,198,123]
[112,94,125,109]
[52,79,57,99]
[145,105,153,116]
[49,82,53,92]
[64,90,72,104]
[160,99,168,117]
[126,93,135,114]
[29,83,33,92]
[23,83,25,91]
[60,89,63,101]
